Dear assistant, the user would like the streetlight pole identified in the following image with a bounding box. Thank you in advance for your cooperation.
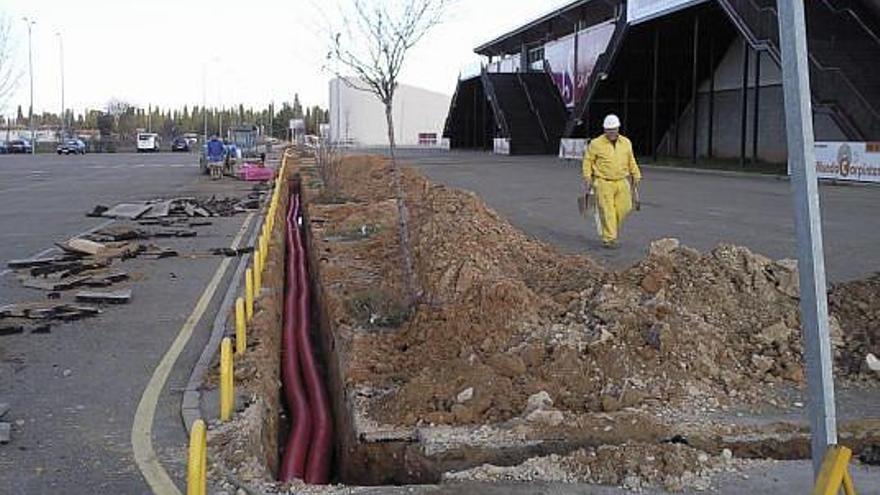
[202,64,208,140]
[55,31,65,137]
[23,17,36,154]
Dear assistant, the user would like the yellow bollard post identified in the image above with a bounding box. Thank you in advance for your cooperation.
[245,268,254,321]
[220,338,233,421]
[186,419,207,495]
[253,248,262,290]
[262,235,269,267]
[235,297,246,355]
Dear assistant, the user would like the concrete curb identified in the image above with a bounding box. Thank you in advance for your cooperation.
[181,152,288,433]
[181,211,261,434]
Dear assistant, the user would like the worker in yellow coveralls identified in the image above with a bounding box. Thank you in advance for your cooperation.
[582,114,642,249]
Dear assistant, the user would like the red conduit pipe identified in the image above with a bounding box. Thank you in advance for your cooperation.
[279,194,312,481]
[291,194,333,484]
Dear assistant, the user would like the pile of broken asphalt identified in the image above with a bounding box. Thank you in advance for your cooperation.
[1,189,267,337]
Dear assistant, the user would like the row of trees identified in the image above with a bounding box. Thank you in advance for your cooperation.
[1,94,328,140]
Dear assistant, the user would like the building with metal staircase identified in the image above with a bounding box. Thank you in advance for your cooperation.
[442,0,880,164]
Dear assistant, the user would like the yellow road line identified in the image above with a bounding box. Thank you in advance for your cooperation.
[131,213,254,495]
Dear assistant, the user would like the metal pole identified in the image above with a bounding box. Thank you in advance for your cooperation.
[56,32,65,137]
[777,0,837,476]
[708,33,715,159]
[652,26,659,162]
[740,39,750,167]
[691,14,700,164]
[673,81,680,155]
[202,65,208,139]
[23,18,36,155]
[752,50,761,164]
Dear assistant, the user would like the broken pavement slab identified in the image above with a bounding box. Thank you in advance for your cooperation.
[141,245,178,259]
[101,203,152,220]
[0,302,102,321]
[141,200,173,219]
[75,288,132,304]
[20,274,94,291]
[0,422,10,444]
[7,255,81,269]
[56,238,107,256]
[87,225,149,242]
[153,229,197,238]
[0,326,24,337]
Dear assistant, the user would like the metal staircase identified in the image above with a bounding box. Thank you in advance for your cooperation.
[717,0,880,139]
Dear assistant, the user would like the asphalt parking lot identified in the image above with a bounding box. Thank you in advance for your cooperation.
[0,152,256,493]
[393,148,880,283]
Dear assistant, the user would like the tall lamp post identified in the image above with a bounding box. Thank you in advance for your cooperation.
[55,31,65,137]
[22,17,36,154]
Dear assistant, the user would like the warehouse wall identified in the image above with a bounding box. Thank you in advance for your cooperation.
[329,78,451,147]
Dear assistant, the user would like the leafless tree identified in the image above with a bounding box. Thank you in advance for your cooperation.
[106,99,131,122]
[0,14,21,114]
[326,0,449,306]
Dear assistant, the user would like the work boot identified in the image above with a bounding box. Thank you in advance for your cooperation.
[602,240,619,250]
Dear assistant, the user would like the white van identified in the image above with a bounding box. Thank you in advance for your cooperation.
[136,133,161,152]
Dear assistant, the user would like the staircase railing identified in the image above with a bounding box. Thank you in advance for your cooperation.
[442,76,464,140]
[822,0,880,46]
[480,69,511,139]
[516,72,551,150]
[717,0,880,139]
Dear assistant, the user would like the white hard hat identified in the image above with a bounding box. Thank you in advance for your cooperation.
[603,114,621,129]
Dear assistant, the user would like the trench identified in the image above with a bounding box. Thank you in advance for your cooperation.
[247,158,880,489]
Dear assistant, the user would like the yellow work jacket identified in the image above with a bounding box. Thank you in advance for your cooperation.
[582,135,642,182]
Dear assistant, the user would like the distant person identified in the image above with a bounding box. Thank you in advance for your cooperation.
[582,114,642,249]
[207,135,225,180]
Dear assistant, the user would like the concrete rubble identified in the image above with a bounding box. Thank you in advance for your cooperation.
[75,288,132,304]
[87,191,266,221]
[0,422,10,444]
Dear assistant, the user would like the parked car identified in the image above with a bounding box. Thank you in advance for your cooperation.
[8,139,33,154]
[171,137,190,152]
[136,133,161,152]
[57,139,87,155]
[0,142,8,154]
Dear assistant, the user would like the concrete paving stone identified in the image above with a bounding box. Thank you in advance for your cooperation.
[74,288,132,304]
[102,202,152,219]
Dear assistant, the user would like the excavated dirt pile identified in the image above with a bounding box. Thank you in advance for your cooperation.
[309,155,879,431]
[831,273,880,375]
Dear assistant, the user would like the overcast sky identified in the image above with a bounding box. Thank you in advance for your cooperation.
[3,0,570,117]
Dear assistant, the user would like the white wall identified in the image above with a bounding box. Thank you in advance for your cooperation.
[329,78,451,147]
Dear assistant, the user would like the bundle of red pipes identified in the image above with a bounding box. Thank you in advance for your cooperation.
[279,186,333,484]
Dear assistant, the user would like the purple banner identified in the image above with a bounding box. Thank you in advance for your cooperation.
[545,21,616,108]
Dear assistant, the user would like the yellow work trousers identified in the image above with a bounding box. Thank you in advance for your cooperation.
[594,177,632,243]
